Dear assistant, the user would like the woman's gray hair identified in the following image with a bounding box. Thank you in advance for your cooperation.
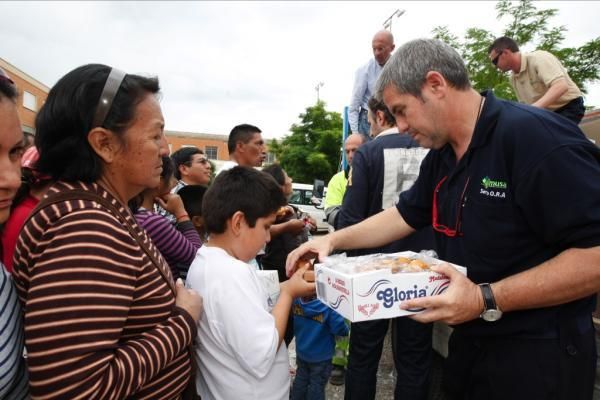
[375,38,471,100]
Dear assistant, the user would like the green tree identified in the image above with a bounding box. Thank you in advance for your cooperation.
[269,101,343,184]
[432,0,600,104]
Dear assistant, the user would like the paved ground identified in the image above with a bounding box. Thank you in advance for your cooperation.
[289,325,446,400]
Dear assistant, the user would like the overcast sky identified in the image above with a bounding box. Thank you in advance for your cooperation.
[1,1,599,139]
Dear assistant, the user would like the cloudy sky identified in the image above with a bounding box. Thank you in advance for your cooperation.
[1,1,599,139]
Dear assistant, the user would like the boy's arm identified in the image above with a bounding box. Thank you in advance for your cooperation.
[273,266,315,346]
[271,290,294,347]
[327,309,350,337]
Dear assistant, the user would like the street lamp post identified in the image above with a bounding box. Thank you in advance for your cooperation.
[383,8,406,31]
[315,81,324,102]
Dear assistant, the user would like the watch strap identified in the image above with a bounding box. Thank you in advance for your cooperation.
[479,283,496,311]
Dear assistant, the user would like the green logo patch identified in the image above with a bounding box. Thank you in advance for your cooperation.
[481,176,507,190]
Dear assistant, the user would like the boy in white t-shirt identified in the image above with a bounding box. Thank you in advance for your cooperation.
[187,166,315,400]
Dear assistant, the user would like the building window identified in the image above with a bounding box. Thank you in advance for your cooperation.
[23,91,37,111]
[265,152,276,164]
[205,146,218,160]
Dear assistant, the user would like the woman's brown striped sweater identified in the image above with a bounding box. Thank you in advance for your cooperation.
[13,181,196,399]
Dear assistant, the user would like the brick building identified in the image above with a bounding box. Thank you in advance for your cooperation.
[0,58,276,164]
[0,57,49,138]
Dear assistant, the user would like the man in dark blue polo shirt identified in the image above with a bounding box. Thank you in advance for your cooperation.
[338,96,434,400]
[286,38,600,400]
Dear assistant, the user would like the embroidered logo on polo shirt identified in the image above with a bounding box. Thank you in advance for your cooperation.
[481,176,507,189]
[480,176,507,199]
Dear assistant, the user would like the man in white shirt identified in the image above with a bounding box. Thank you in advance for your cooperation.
[349,30,395,139]
[217,123,266,174]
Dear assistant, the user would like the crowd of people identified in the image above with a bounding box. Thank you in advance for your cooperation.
[0,29,598,400]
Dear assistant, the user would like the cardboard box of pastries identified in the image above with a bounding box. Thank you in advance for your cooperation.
[315,251,466,322]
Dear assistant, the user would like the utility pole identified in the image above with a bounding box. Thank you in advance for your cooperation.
[315,81,324,102]
[383,9,406,31]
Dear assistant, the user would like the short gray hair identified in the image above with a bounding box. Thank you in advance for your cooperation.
[375,38,471,100]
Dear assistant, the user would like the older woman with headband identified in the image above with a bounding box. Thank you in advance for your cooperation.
[0,67,29,399]
[12,64,202,399]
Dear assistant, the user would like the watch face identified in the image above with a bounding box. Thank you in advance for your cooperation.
[482,309,503,322]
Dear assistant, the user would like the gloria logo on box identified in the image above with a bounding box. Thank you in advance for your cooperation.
[358,276,450,312]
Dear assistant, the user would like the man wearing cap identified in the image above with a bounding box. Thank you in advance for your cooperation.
[348,30,395,139]
[488,36,585,124]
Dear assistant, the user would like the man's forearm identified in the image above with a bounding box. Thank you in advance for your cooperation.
[493,246,600,312]
[532,78,568,109]
[330,207,414,252]
[348,108,359,133]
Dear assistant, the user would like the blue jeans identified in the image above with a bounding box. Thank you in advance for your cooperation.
[291,358,333,400]
[358,109,371,141]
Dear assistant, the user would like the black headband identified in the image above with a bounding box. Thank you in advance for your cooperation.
[92,68,126,128]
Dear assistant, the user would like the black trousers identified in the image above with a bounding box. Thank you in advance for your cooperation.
[443,317,596,400]
[344,317,433,400]
[554,96,585,125]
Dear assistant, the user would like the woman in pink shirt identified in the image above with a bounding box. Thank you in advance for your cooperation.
[1,146,52,272]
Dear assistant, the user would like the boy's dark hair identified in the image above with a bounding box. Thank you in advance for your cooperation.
[488,36,519,55]
[367,97,395,127]
[262,163,286,186]
[178,185,208,218]
[202,166,285,234]
[171,146,204,179]
[35,64,160,182]
[228,124,261,154]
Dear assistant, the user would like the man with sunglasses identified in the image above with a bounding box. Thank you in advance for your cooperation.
[488,36,585,124]
[287,39,600,400]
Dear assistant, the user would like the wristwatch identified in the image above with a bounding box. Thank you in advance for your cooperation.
[478,283,503,322]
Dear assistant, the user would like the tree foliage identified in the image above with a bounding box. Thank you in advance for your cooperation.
[432,0,600,103]
[268,101,343,184]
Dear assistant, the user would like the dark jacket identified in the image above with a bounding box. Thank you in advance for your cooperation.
[338,129,435,256]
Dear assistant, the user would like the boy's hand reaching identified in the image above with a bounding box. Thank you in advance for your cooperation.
[175,278,203,323]
[281,265,316,299]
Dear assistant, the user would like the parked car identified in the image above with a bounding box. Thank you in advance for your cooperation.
[289,183,328,232]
